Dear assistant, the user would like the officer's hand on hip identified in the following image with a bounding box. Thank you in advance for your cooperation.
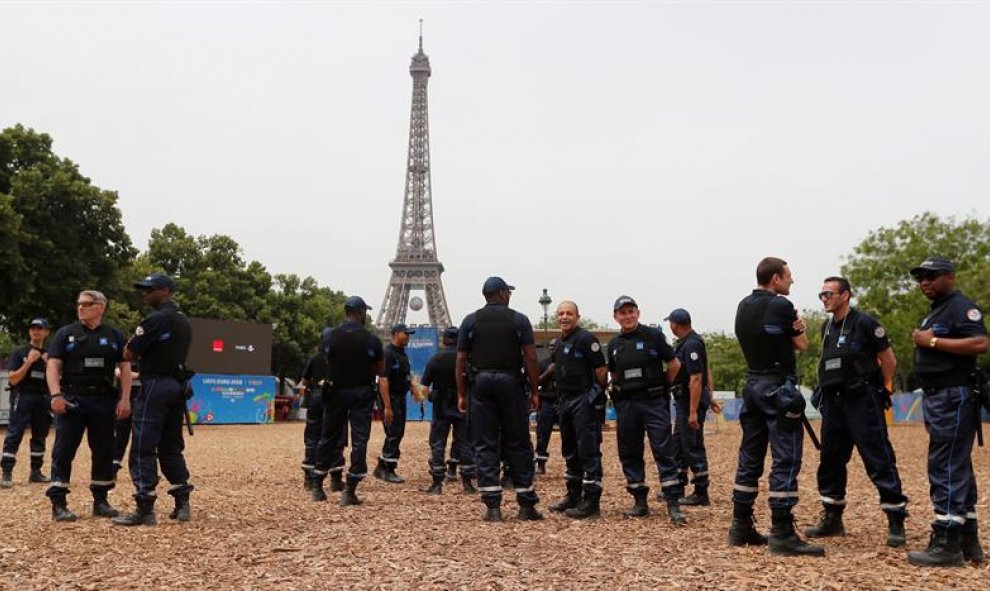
[689,411,700,431]
[116,397,131,420]
[51,396,68,415]
[383,407,394,426]
[457,394,467,414]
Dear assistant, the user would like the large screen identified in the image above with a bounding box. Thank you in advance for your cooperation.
[186,318,273,376]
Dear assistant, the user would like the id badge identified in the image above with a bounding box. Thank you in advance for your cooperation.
[624,368,644,380]
[84,357,105,368]
[30,370,46,379]
[824,358,842,371]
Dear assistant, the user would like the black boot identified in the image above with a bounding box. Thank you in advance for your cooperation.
[329,471,345,492]
[169,489,192,521]
[29,468,51,483]
[382,463,404,484]
[112,498,157,526]
[804,506,845,538]
[624,493,650,518]
[666,499,687,526]
[310,474,328,502]
[680,486,710,507]
[339,483,362,507]
[908,523,964,567]
[372,460,387,481]
[483,504,503,522]
[728,504,768,547]
[769,510,825,557]
[887,512,907,548]
[535,460,547,476]
[517,505,544,521]
[961,519,986,563]
[0,470,12,489]
[461,475,478,494]
[549,481,582,513]
[92,490,120,518]
[423,476,444,496]
[51,498,78,522]
[565,494,601,519]
[303,469,314,491]
[445,464,458,482]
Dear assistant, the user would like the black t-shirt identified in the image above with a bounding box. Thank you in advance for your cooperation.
[914,290,987,386]
[7,344,49,395]
[126,300,192,377]
[735,289,800,376]
[301,353,329,390]
[422,349,458,400]
[674,331,708,391]
[384,343,411,396]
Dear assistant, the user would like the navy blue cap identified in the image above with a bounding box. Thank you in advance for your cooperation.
[344,296,372,310]
[442,326,459,341]
[910,256,955,277]
[29,318,50,329]
[390,323,416,335]
[664,308,692,325]
[613,295,638,311]
[134,272,176,291]
[482,276,515,296]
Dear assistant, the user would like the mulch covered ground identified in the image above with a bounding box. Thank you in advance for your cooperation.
[1,420,988,590]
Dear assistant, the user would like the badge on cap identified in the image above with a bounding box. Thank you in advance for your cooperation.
[590,342,600,353]
[968,309,983,322]
[135,326,145,336]
[874,326,886,338]
[690,352,699,361]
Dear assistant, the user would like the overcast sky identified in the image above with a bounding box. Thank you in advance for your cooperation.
[3,2,989,332]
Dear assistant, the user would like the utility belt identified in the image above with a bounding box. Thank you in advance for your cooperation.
[471,367,521,378]
[746,370,788,386]
[611,385,665,401]
[918,370,973,391]
[820,378,873,396]
[63,383,116,397]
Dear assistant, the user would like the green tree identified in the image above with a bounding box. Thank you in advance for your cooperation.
[704,332,748,395]
[264,274,347,380]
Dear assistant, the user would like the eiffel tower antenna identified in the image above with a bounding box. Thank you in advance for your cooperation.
[377,27,452,329]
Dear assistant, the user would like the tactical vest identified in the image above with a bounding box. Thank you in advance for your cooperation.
[138,303,192,377]
[327,324,376,389]
[469,306,522,372]
[553,330,594,394]
[915,293,979,386]
[735,291,795,376]
[817,312,880,390]
[62,324,119,390]
[13,345,49,395]
[610,328,666,395]
[428,350,458,401]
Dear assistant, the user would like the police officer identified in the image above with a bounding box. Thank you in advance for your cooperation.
[374,324,414,484]
[666,308,713,507]
[805,276,908,547]
[456,276,542,521]
[546,301,607,519]
[1,318,53,487]
[422,326,477,495]
[112,361,141,479]
[45,290,131,522]
[728,257,823,556]
[311,296,389,506]
[608,296,685,524]
[533,339,559,476]
[906,257,987,567]
[300,344,349,494]
[113,273,194,527]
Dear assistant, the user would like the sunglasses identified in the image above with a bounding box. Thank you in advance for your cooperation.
[818,290,844,300]
[914,271,946,282]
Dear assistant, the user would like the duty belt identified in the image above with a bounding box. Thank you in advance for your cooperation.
[63,384,115,397]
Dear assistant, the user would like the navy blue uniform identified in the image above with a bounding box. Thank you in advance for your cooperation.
[533,356,559,466]
[671,331,711,491]
[915,291,986,528]
[2,344,52,474]
[46,322,126,502]
[125,300,194,502]
[607,324,682,501]
[732,289,805,510]
[816,309,906,515]
[112,362,141,474]
[379,343,411,468]
[301,353,347,475]
[553,327,606,500]
[458,303,539,508]
[313,321,383,488]
[422,348,475,478]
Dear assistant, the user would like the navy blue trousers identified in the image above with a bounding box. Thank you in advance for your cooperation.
[923,386,978,527]
[672,392,710,489]
[817,383,907,514]
[614,394,683,501]
[732,376,803,510]
[112,387,140,471]
[429,399,475,478]
[315,386,374,487]
[129,376,192,500]
[380,393,407,466]
[471,372,538,507]
[2,392,51,472]
[559,390,603,498]
[534,396,559,462]
[46,394,116,500]
[302,388,347,473]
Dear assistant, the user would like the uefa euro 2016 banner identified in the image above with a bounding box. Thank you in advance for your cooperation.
[405,327,440,421]
[188,373,278,425]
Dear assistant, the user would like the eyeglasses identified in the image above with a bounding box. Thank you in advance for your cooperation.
[76,301,100,308]
[818,291,844,300]
[914,271,946,282]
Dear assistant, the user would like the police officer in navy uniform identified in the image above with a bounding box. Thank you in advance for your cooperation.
[311,296,389,506]
[728,257,823,556]
[906,257,988,567]
[456,276,543,522]
[374,324,414,484]
[45,290,132,522]
[422,326,477,495]
[608,296,685,524]
[533,339,559,477]
[546,301,607,519]
[666,308,713,507]
[299,345,344,493]
[804,276,908,547]
[1,318,53,487]
[113,273,194,527]
[311,326,351,495]
[111,361,141,478]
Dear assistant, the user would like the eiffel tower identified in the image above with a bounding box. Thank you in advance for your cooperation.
[376,27,452,329]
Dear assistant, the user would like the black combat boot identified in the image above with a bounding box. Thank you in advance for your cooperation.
[565,494,601,519]
[112,497,157,526]
[549,481,582,513]
[461,475,478,494]
[445,463,458,482]
[423,475,444,496]
[372,460,388,481]
[623,493,650,518]
[961,519,986,563]
[381,463,404,484]
[169,488,192,521]
[887,512,907,548]
[666,499,687,526]
[92,490,120,518]
[804,506,845,538]
[51,498,78,522]
[0,470,12,489]
[535,460,547,476]
[303,468,314,491]
[339,483,362,507]
[728,503,768,547]
[310,474,328,502]
[680,486,710,506]
[483,504,503,522]
[29,468,51,483]
[908,523,964,567]
[517,505,544,521]
[329,471,345,492]
[769,510,825,557]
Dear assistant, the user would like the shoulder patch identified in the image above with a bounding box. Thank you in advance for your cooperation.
[967,308,983,322]
[689,351,699,361]
[590,342,600,353]
[874,326,886,338]
[135,326,145,336]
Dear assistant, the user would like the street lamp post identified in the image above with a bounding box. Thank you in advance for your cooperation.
[538,288,552,350]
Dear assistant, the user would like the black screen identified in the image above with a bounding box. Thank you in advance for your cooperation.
[186,318,273,375]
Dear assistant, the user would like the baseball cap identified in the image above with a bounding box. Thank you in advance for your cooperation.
[442,326,459,341]
[482,276,515,296]
[613,295,638,311]
[29,318,50,329]
[910,256,955,277]
[344,296,372,310]
[390,323,416,335]
[134,272,176,291]
[664,308,692,325]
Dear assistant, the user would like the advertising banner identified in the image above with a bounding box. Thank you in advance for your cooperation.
[404,327,439,421]
[188,373,278,425]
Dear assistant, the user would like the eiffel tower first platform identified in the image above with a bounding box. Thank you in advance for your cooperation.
[376,30,452,329]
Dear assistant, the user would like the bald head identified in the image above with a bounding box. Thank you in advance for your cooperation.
[556,300,581,334]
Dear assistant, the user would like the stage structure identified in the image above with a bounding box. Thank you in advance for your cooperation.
[377,27,452,329]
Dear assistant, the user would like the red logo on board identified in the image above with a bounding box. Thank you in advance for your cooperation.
[212,340,224,353]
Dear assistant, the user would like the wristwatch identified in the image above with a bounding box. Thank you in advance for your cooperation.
[929,337,939,349]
